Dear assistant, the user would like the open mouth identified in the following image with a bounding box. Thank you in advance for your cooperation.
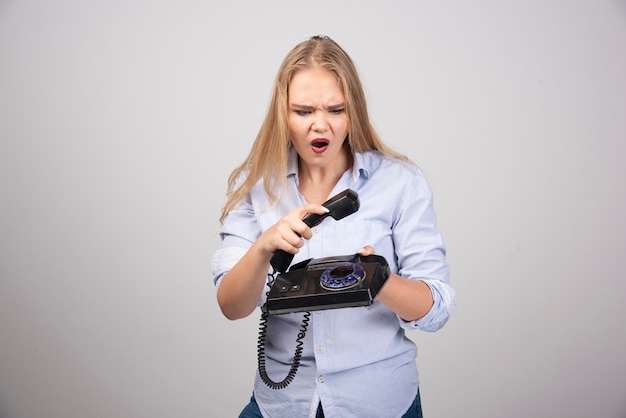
[311,138,329,152]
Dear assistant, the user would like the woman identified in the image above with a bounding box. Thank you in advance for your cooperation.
[212,35,455,418]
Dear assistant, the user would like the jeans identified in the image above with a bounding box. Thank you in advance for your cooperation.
[238,389,423,418]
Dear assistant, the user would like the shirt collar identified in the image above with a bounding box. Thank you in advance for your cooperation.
[286,146,371,184]
[287,146,299,177]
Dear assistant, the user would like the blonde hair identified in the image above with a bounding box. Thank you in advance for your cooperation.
[219,35,408,223]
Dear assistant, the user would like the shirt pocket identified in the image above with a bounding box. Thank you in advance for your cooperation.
[329,218,393,255]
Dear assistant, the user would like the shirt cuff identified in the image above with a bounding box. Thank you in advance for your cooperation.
[211,246,248,287]
[400,279,456,332]
[211,246,274,308]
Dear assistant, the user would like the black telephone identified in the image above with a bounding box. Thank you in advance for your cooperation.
[258,189,391,389]
[266,253,391,314]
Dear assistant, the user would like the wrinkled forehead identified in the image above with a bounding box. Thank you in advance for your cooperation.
[288,67,345,106]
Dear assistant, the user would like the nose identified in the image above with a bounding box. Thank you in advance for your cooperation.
[311,111,329,132]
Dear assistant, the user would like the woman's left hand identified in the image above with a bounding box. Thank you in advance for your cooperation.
[358,245,376,256]
[360,245,434,322]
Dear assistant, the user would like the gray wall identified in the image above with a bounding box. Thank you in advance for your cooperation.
[1,1,625,417]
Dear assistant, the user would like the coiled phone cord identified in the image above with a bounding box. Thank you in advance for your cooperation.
[257,272,311,390]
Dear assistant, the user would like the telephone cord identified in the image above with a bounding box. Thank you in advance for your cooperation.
[257,272,311,390]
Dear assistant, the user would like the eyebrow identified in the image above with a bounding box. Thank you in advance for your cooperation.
[289,103,345,110]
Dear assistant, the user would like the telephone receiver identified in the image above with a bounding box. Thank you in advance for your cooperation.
[269,189,360,273]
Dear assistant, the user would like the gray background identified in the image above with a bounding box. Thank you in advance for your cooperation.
[1,1,625,417]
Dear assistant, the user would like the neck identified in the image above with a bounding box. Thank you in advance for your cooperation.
[297,151,353,204]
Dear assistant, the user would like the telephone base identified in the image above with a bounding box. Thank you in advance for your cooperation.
[266,254,390,315]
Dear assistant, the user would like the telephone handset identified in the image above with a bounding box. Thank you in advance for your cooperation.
[269,189,360,273]
[258,189,391,389]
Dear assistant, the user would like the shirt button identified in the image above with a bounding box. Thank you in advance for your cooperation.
[317,346,324,353]
[318,375,325,383]
[313,227,320,234]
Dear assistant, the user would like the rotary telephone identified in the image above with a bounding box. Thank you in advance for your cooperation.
[258,189,391,389]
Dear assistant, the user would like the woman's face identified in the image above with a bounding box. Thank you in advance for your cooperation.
[288,67,349,172]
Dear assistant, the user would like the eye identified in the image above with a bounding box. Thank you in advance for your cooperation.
[329,108,345,115]
[295,110,311,116]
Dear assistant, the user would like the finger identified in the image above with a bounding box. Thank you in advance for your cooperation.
[270,233,303,255]
[358,245,376,256]
[288,204,330,238]
[281,216,311,240]
[296,203,330,219]
[284,232,305,249]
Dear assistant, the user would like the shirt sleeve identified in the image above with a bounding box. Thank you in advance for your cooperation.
[392,169,456,332]
[210,192,272,307]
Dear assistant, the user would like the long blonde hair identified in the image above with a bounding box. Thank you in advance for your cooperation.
[219,35,407,223]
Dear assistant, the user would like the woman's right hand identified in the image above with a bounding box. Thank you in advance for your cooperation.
[216,203,329,320]
[256,203,330,258]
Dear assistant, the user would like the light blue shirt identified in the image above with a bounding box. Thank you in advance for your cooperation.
[212,148,455,418]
